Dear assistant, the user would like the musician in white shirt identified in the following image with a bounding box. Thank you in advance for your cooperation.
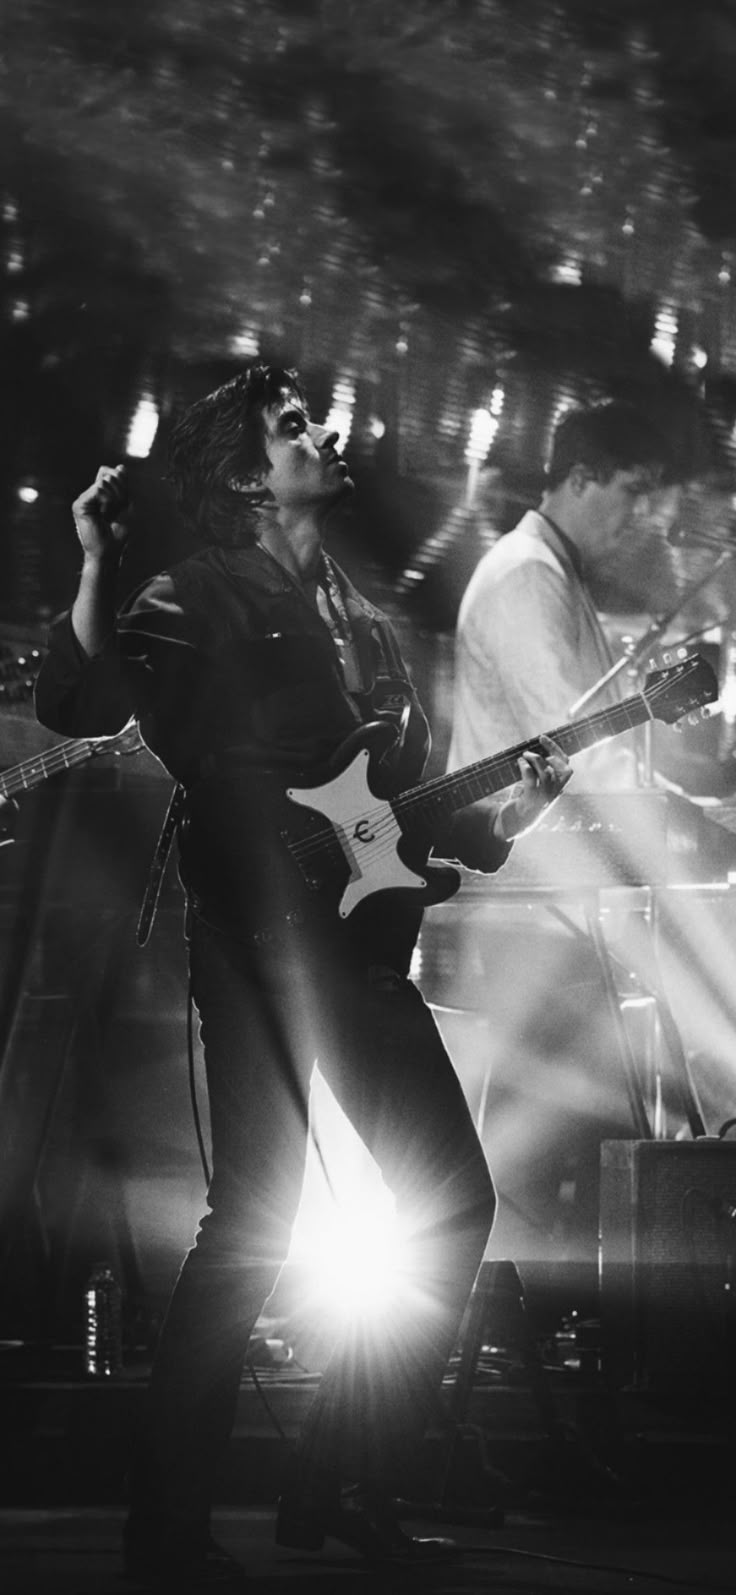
[449,401,670,791]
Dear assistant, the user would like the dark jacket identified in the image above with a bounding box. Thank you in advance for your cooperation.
[36,543,510,968]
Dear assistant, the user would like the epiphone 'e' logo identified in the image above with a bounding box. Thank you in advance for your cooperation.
[353,820,375,844]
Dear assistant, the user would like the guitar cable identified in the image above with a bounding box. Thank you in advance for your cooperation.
[186,967,211,1188]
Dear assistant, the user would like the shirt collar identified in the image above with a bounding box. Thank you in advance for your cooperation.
[534,510,586,583]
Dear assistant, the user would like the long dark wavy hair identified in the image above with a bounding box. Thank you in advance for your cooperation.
[167,364,307,544]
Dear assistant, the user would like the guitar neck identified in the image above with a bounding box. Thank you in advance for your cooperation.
[396,692,651,831]
[0,737,98,799]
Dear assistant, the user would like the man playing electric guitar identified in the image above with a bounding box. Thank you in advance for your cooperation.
[36,364,571,1592]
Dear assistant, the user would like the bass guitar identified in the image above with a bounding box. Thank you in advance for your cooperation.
[0,719,142,806]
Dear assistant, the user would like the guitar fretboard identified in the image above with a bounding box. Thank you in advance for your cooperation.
[0,722,142,799]
[0,738,98,799]
[395,693,655,833]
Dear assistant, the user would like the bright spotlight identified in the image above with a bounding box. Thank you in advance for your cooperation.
[465,388,504,469]
[651,304,677,366]
[297,1197,412,1324]
[285,1072,418,1326]
[230,326,260,357]
[324,375,355,451]
[126,394,160,458]
[465,407,498,465]
[17,484,39,504]
[551,254,582,285]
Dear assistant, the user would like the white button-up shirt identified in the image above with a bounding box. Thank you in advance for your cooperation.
[447,509,638,790]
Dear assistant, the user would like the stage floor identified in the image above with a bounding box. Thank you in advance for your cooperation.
[2,1349,735,1595]
[1,1502,735,1594]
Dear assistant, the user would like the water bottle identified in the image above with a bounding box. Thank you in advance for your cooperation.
[85,1260,123,1378]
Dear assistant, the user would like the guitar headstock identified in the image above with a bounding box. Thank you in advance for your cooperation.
[644,652,719,725]
[89,719,144,759]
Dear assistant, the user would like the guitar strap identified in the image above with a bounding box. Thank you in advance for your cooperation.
[317,561,364,694]
[134,574,415,947]
[136,781,186,947]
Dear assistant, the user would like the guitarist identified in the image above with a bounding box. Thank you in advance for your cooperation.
[36,363,570,1592]
[448,399,673,790]
[443,400,674,1278]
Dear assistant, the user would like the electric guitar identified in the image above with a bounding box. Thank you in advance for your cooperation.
[277,654,718,925]
[0,719,143,805]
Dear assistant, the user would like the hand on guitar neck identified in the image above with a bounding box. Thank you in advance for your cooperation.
[493,732,573,842]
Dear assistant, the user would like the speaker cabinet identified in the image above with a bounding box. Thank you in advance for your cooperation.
[599,1139,736,1403]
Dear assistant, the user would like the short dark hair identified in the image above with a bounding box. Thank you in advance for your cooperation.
[167,363,307,543]
[546,401,671,489]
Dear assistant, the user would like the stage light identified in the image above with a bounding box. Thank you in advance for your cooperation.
[368,415,386,440]
[651,304,677,366]
[465,392,504,467]
[324,375,355,450]
[550,255,582,285]
[464,390,505,503]
[17,484,39,504]
[293,1196,412,1325]
[231,325,260,357]
[126,394,159,458]
[285,1071,415,1326]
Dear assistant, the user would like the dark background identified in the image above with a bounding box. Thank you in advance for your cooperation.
[3,0,736,1361]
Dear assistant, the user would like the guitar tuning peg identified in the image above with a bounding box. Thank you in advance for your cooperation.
[677,646,687,660]
[662,650,672,665]
[671,721,683,734]
[648,657,657,672]
[687,712,699,726]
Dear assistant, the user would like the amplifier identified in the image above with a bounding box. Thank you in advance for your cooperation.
[599,1139,736,1403]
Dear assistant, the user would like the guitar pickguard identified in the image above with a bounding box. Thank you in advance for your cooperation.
[287,745,426,919]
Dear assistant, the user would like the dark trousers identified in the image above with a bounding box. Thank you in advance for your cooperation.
[127,913,495,1554]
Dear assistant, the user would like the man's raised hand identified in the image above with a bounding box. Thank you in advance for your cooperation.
[72,465,130,562]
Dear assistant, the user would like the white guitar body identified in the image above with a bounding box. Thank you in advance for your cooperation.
[287,744,426,919]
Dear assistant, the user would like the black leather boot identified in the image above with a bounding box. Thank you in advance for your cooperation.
[276,1480,461,1565]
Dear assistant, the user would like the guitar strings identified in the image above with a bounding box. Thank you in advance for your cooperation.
[286,672,694,873]
[1,671,702,877]
[0,739,97,798]
[0,721,139,798]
